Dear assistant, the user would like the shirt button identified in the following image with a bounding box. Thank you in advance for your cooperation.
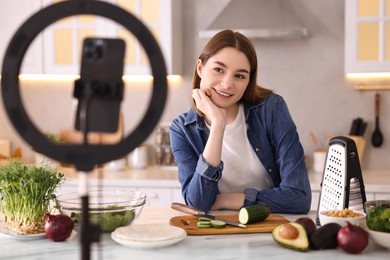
[211,173,219,180]
[268,169,273,173]
[255,147,261,152]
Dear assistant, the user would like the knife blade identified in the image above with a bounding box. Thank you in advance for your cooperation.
[171,202,246,228]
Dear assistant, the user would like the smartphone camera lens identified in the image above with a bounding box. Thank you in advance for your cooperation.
[84,39,105,62]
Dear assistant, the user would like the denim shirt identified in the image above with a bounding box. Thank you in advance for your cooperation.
[169,93,311,214]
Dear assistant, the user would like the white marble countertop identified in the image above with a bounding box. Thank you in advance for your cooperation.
[0,207,389,259]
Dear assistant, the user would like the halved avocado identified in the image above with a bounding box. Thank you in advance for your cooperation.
[272,223,309,252]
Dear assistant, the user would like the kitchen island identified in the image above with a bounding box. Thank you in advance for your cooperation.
[57,166,390,209]
[0,207,388,259]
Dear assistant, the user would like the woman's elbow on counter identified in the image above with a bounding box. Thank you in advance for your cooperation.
[299,192,312,214]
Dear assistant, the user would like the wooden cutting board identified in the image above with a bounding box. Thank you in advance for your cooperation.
[169,213,288,235]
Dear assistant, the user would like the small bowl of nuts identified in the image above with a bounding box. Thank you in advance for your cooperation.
[319,208,366,226]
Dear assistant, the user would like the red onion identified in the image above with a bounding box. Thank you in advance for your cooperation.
[337,221,368,254]
[44,213,74,242]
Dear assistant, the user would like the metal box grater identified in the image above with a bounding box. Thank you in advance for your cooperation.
[316,136,367,226]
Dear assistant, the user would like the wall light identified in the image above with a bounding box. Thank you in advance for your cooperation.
[18,74,79,81]
[4,74,181,84]
[345,72,390,79]
[345,73,390,90]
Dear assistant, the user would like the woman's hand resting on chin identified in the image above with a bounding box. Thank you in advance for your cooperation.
[192,89,226,126]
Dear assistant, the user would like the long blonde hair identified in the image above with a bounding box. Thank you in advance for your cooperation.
[191,29,272,115]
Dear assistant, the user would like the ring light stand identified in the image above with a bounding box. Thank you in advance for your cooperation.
[1,1,168,259]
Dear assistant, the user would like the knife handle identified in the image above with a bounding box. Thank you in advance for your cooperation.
[171,202,206,216]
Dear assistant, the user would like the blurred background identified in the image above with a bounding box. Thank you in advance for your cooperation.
[0,0,389,171]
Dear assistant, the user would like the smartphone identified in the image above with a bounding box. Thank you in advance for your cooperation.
[74,37,125,133]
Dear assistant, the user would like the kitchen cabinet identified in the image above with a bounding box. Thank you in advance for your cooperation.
[58,167,390,209]
[56,166,184,207]
[56,181,184,206]
[345,0,390,73]
[0,0,181,75]
[42,0,182,75]
[309,169,390,210]
[372,192,390,200]
[137,187,184,206]
[310,191,389,210]
[0,0,43,74]
[57,180,184,206]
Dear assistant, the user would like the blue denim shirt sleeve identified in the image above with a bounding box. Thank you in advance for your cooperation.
[196,155,223,182]
[170,117,223,212]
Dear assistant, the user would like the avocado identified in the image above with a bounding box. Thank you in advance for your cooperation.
[295,217,317,236]
[309,222,341,250]
[272,223,309,252]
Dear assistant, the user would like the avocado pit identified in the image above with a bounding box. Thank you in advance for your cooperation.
[279,223,299,240]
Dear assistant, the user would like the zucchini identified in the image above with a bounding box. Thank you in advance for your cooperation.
[197,221,212,228]
[197,217,226,228]
[239,204,271,224]
[198,217,212,222]
[210,220,226,228]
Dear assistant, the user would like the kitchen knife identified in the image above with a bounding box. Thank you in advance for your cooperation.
[171,202,247,228]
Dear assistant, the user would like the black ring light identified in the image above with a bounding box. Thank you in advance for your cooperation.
[1,0,168,172]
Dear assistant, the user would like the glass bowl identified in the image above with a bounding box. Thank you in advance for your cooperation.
[319,209,366,226]
[364,200,390,215]
[56,189,146,233]
[363,199,390,248]
[359,222,390,250]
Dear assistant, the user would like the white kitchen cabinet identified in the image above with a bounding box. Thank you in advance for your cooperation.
[345,0,390,73]
[58,166,390,210]
[113,0,182,75]
[137,187,172,206]
[41,0,107,75]
[372,192,390,200]
[1,0,181,75]
[171,187,185,204]
[142,186,184,206]
[365,192,375,201]
[42,0,182,75]
[311,191,320,210]
[309,169,390,210]
[55,175,183,207]
[0,0,43,74]
[310,191,381,210]
[136,187,184,206]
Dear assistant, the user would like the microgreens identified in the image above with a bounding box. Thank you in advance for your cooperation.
[0,160,64,234]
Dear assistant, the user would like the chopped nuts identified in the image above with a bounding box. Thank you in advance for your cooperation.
[324,208,364,218]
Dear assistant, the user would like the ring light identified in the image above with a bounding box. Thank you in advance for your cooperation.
[1,0,168,171]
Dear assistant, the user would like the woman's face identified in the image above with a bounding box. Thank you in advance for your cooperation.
[196,47,250,109]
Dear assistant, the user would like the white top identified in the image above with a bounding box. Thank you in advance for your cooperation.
[217,104,273,193]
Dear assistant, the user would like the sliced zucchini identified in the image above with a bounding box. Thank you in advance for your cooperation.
[196,217,226,228]
[210,220,226,228]
[198,217,212,222]
[239,204,271,224]
[197,221,212,228]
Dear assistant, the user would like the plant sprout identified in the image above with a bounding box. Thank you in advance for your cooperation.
[0,160,64,234]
